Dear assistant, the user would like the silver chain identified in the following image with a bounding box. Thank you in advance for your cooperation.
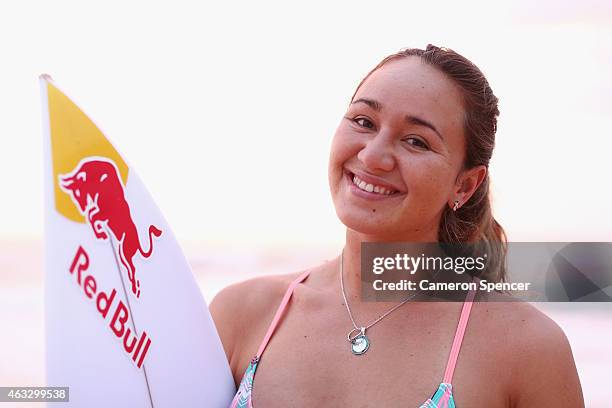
[340,248,439,338]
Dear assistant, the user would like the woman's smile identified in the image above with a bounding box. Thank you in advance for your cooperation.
[344,168,405,201]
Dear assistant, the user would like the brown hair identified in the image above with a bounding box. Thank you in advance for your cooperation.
[351,44,507,282]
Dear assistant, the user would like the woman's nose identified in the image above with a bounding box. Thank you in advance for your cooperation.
[357,132,395,172]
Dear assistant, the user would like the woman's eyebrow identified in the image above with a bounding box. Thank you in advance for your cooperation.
[352,97,382,112]
[351,97,445,141]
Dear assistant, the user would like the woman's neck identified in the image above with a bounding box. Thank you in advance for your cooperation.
[340,227,439,309]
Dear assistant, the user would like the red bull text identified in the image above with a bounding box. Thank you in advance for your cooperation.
[69,245,152,368]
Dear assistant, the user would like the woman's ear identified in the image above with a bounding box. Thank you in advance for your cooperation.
[451,165,487,208]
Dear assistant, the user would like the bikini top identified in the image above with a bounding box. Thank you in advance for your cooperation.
[230,269,476,408]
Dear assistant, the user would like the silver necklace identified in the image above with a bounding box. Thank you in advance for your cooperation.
[340,248,435,356]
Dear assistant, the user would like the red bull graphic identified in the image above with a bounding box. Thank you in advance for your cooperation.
[59,157,162,298]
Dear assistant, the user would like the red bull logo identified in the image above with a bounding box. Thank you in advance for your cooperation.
[59,157,162,298]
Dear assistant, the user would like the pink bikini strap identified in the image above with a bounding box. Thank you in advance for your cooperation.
[442,283,477,384]
[255,269,312,359]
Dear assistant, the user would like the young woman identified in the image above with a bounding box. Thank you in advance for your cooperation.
[210,45,585,407]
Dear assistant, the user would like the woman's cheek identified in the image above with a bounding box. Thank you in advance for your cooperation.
[404,162,450,202]
[329,136,352,189]
[333,137,358,167]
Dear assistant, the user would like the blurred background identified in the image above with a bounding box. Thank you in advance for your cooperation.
[1,0,611,406]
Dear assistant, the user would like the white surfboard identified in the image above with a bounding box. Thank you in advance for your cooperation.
[41,75,236,407]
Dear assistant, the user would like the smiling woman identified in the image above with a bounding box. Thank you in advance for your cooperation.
[209,45,585,407]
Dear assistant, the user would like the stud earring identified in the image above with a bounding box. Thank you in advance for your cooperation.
[452,200,460,211]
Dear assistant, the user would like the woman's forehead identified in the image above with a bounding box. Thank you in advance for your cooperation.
[353,57,465,135]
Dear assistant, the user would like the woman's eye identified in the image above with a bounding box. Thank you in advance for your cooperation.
[352,117,375,129]
[403,137,429,150]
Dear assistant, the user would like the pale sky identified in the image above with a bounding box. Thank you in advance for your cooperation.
[1,0,611,247]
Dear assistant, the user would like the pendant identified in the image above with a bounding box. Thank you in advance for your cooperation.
[347,327,370,355]
[351,334,370,355]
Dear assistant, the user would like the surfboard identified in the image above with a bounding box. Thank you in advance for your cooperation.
[40,75,236,407]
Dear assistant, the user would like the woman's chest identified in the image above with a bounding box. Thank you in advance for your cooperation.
[243,306,511,407]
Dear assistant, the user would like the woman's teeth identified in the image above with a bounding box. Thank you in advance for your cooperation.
[352,174,397,195]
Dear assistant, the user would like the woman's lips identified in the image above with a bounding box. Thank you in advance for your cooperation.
[344,170,404,201]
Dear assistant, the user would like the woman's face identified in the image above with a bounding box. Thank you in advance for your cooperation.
[329,56,474,240]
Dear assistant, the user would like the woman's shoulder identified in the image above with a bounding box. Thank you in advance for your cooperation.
[209,270,304,338]
[471,280,567,338]
[208,271,306,380]
[472,289,571,352]
[471,293,583,406]
[212,271,297,304]
[474,289,567,339]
